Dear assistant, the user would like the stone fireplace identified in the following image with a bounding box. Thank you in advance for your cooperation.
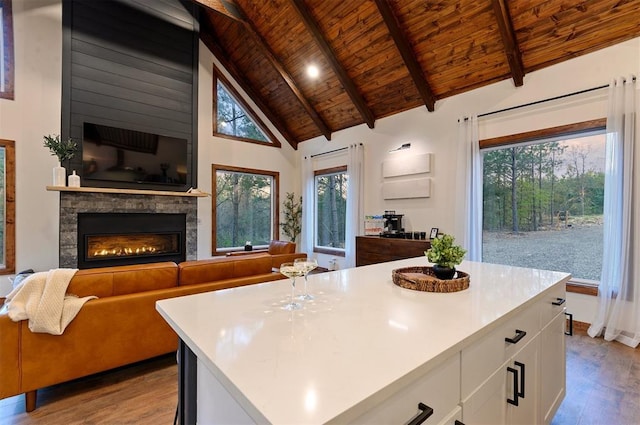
[58,190,198,268]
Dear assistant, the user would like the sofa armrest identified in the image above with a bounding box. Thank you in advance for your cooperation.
[0,313,21,399]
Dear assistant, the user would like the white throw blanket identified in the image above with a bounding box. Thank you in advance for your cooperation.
[5,269,97,335]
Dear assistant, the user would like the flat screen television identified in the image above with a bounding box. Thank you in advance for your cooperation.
[82,122,188,188]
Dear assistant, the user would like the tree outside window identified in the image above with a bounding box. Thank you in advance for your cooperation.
[482,127,605,283]
[212,67,280,147]
[216,80,268,142]
[212,165,279,253]
[315,167,347,252]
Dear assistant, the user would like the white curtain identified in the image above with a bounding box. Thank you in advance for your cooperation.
[588,76,638,347]
[455,115,482,261]
[345,143,364,268]
[300,156,315,256]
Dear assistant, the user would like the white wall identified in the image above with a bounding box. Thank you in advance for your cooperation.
[0,0,62,282]
[299,37,640,322]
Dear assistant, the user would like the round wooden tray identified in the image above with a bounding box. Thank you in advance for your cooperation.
[392,266,470,293]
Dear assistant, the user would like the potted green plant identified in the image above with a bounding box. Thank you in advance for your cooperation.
[280,192,302,243]
[425,233,466,279]
[44,134,78,186]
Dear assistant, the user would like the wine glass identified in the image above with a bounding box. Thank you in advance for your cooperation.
[294,257,318,300]
[279,262,303,310]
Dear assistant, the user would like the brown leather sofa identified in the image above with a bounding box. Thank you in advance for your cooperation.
[0,251,305,412]
[226,240,300,269]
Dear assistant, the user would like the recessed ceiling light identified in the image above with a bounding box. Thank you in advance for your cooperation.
[307,64,319,79]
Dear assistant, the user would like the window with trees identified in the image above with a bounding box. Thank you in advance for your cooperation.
[481,121,606,285]
[315,166,347,254]
[212,164,279,254]
[0,139,15,274]
[213,68,280,147]
[1,0,14,100]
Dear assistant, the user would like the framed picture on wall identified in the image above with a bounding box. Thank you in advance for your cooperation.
[429,228,439,239]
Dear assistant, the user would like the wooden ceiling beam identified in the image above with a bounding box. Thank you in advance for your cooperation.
[290,0,376,129]
[191,0,243,20]
[374,0,436,112]
[491,0,524,87]
[232,3,333,141]
[200,21,300,149]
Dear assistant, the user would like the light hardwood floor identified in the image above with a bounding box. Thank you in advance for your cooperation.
[1,329,638,424]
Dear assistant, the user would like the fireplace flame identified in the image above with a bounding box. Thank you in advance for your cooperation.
[93,246,159,257]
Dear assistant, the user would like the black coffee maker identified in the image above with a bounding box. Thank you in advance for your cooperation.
[382,211,404,237]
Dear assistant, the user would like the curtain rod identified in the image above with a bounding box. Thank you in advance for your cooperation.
[460,77,636,122]
[307,143,363,159]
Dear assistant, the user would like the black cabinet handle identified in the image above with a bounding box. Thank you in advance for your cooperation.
[507,366,519,406]
[505,329,527,344]
[565,312,574,336]
[552,297,566,306]
[514,361,525,399]
[407,402,434,425]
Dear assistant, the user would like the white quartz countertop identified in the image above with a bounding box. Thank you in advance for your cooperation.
[156,258,570,424]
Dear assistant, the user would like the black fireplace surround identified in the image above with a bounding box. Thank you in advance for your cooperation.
[77,213,187,269]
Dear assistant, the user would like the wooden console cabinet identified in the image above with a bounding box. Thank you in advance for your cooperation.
[355,236,431,266]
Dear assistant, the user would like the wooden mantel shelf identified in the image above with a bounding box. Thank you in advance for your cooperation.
[46,186,209,197]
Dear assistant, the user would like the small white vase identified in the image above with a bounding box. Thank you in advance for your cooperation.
[53,165,66,187]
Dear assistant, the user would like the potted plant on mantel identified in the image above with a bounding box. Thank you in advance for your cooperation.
[43,134,78,187]
[425,233,467,280]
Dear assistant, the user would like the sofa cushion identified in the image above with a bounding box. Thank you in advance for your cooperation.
[178,254,272,286]
[233,254,273,278]
[67,262,178,298]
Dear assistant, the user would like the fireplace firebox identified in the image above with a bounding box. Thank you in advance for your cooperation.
[77,213,186,269]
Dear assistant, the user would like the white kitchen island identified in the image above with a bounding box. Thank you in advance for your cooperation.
[156,258,571,425]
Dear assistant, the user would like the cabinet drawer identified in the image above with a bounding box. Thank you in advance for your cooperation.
[540,281,567,326]
[350,353,460,425]
[461,301,540,399]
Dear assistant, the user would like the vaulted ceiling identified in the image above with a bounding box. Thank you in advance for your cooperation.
[192,0,640,148]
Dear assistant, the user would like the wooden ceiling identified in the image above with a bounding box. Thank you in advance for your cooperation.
[193,0,640,148]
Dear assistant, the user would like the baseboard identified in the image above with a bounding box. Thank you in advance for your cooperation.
[572,320,590,333]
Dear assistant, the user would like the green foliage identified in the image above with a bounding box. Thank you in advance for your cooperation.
[43,134,77,163]
[482,137,605,233]
[216,81,268,142]
[426,234,466,269]
[316,172,347,248]
[216,171,273,248]
[280,192,302,243]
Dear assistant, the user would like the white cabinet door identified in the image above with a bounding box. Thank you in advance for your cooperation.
[539,312,566,424]
[461,362,508,425]
[463,335,540,425]
[507,335,540,425]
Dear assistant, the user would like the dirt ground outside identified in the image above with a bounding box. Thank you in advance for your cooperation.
[482,216,603,281]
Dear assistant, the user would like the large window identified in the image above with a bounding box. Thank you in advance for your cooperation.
[481,121,606,284]
[315,166,347,254]
[0,139,15,274]
[0,0,14,100]
[212,68,280,147]
[212,164,279,254]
